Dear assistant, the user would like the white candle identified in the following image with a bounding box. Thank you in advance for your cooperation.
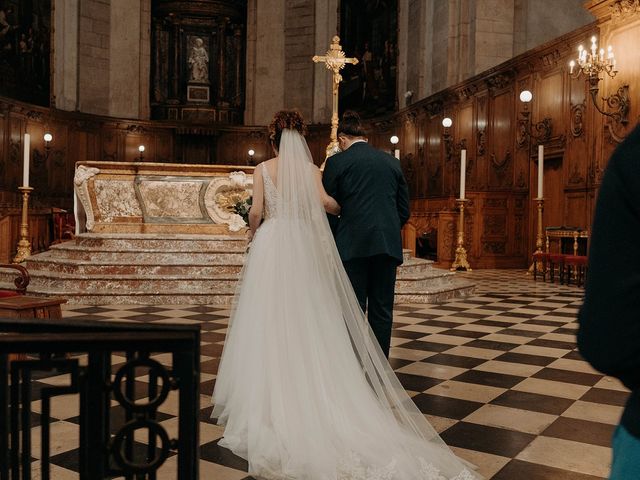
[22,133,30,187]
[537,144,544,199]
[459,149,466,200]
[394,149,400,159]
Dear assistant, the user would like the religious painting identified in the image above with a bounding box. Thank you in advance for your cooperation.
[339,0,397,118]
[0,0,51,106]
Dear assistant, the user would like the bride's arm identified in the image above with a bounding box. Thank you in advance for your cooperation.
[248,165,264,238]
[314,167,341,215]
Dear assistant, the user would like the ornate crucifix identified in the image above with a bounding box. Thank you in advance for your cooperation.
[313,36,359,158]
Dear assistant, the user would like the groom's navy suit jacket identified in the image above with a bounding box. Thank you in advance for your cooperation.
[322,141,410,265]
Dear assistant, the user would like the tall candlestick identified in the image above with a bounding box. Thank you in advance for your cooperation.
[394,148,400,160]
[459,149,466,200]
[537,144,544,199]
[22,133,30,187]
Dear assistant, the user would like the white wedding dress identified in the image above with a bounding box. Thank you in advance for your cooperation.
[212,130,480,480]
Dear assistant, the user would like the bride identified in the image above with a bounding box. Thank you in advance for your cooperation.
[212,110,479,480]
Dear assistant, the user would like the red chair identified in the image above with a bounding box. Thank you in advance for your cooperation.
[0,264,30,297]
[564,255,588,287]
[548,254,567,284]
[532,252,551,281]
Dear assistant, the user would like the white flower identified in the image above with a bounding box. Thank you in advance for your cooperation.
[227,213,247,232]
[229,171,247,188]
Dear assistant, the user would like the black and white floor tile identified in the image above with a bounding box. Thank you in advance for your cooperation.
[26,270,623,479]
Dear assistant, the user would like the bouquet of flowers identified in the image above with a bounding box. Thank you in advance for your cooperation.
[233,196,252,225]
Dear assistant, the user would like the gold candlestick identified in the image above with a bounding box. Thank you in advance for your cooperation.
[13,186,33,264]
[450,198,471,271]
[528,197,545,274]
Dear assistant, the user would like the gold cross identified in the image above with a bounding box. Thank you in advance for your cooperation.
[313,36,359,158]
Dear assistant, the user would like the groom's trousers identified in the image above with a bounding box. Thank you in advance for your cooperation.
[342,254,398,358]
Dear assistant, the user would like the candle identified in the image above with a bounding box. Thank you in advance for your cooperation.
[537,144,544,199]
[22,133,30,187]
[459,149,466,200]
[394,149,400,160]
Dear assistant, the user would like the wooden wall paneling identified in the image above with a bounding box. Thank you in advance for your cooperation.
[487,86,515,190]
[475,93,489,190]
[426,114,444,197]
[565,191,590,231]
[9,114,24,191]
[458,102,474,194]
[0,107,6,192]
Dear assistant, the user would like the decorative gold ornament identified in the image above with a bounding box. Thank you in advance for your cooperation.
[450,199,472,271]
[313,36,359,159]
[215,189,250,212]
[13,186,34,264]
[528,198,545,275]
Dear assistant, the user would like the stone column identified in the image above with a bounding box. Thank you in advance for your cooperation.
[77,0,111,115]
[311,0,338,123]
[244,0,285,125]
[109,0,150,119]
[53,0,79,111]
[396,0,409,107]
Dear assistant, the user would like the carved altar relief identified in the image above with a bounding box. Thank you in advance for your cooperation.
[74,162,254,234]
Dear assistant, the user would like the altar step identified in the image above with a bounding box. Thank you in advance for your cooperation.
[0,234,474,305]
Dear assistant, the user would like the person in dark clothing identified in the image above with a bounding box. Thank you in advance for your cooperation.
[578,123,640,479]
[322,111,410,357]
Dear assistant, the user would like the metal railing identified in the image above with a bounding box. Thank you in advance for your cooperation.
[0,317,200,480]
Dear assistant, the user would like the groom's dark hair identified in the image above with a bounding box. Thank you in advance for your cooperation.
[338,111,366,138]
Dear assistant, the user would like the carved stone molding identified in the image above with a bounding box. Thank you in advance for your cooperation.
[610,0,640,22]
[74,166,101,232]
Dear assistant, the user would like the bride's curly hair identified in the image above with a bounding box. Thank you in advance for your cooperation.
[268,110,307,148]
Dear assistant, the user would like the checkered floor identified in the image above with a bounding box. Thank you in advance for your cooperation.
[25,269,624,479]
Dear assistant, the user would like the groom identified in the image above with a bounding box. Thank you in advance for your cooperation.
[323,111,410,357]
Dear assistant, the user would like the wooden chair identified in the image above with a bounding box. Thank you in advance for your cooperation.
[564,255,588,287]
[548,254,567,284]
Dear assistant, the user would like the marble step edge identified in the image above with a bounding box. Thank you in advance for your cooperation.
[73,233,247,241]
[22,289,235,305]
[395,280,475,294]
[394,288,475,304]
[10,271,243,281]
[48,244,248,254]
[26,256,246,267]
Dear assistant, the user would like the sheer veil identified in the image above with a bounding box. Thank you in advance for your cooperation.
[274,129,475,476]
[213,128,478,479]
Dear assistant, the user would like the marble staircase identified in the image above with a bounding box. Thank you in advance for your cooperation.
[0,234,474,304]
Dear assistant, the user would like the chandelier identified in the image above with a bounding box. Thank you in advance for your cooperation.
[569,36,629,129]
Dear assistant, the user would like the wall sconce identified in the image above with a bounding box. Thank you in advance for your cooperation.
[517,90,552,149]
[43,132,53,160]
[137,145,145,161]
[248,149,255,165]
[569,36,629,127]
[390,135,400,159]
[442,117,466,161]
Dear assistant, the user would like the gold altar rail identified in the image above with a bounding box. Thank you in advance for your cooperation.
[75,161,255,235]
